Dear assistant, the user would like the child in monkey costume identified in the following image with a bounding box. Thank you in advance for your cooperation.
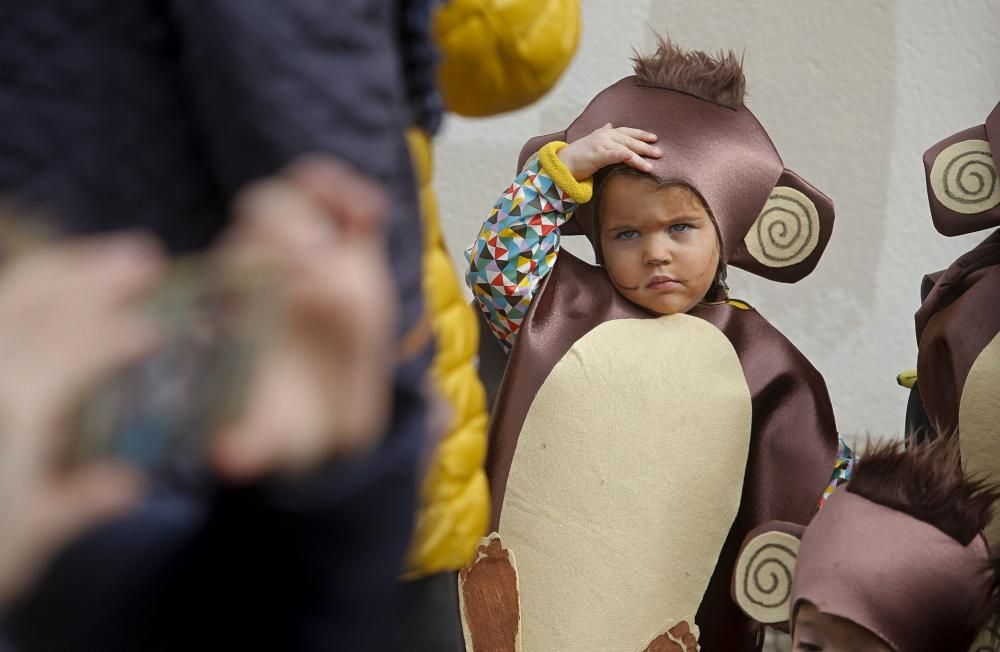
[905,99,1000,555]
[733,436,1000,652]
[461,38,853,651]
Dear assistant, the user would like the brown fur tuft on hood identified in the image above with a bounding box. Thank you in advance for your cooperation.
[631,35,745,109]
[849,435,1000,629]
[847,435,1000,546]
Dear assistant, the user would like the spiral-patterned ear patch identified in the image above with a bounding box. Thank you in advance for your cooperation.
[744,186,820,268]
[930,139,1000,214]
[733,530,800,624]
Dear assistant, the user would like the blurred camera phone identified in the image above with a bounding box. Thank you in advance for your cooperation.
[74,257,277,471]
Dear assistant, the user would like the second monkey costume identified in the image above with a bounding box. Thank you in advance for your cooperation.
[907,99,1000,552]
[462,41,853,651]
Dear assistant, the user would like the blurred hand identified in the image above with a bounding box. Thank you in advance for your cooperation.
[212,156,397,479]
[556,124,660,180]
[0,234,163,604]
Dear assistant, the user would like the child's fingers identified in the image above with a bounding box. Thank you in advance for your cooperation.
[621,149,654,173]
[614,127,657,142]
[600,144,652,172]
[611,132,662,158]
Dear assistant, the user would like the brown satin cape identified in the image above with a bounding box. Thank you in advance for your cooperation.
[484,252,838,651]
[914,230,1000,434]
[914,99,1000,435]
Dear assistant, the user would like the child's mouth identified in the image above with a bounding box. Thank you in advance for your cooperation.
[647,276,679,290]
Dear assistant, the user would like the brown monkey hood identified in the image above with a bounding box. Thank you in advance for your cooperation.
[734,438,1000,652]
[518,75,835,283]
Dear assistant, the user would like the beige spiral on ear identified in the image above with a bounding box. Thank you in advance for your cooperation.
[733,531,800,624]
[930,139,1000,214]
[744,187,820,268]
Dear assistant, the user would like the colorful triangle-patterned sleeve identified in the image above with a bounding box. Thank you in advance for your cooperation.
[465,153,581,351]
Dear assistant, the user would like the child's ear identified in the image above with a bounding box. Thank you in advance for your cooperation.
[518,131,586,237]
[922,111,1000,236]
[728,169,835,283]
[731,520,805,626]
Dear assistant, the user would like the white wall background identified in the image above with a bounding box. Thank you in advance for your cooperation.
[433,0,1000,442]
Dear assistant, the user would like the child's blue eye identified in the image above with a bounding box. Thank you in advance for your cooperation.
[669,223,692,233]
[614,230,640,240]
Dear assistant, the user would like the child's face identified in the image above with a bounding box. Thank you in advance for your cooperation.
[599,176,720,315]
[792,602,893,651]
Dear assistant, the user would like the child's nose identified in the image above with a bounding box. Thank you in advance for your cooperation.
[644,235,673,265]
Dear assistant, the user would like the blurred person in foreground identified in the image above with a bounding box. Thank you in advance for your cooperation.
[0,232,161,607]
[0,156,406,650]
[0,1,430,650]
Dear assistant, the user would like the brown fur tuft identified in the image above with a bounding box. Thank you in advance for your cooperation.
[847,435,999,546]
[848,435,1000,631]
[631,35,746,109]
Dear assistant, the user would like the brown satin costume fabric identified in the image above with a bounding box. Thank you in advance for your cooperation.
[482,76,839,651]
[790,489,991,652]
[914,100,1000,435]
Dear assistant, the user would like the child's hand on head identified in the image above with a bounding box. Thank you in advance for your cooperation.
[556,124,661,180]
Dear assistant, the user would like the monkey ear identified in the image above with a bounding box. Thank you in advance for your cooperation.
[728,169,835,283]
[731,521,806,625]
[923,122,1000,236]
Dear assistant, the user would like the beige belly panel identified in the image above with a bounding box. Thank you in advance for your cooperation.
[959,331,1000,552]
[498,314,753,651]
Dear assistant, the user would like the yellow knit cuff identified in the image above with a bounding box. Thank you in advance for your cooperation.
[538,141,593,204]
